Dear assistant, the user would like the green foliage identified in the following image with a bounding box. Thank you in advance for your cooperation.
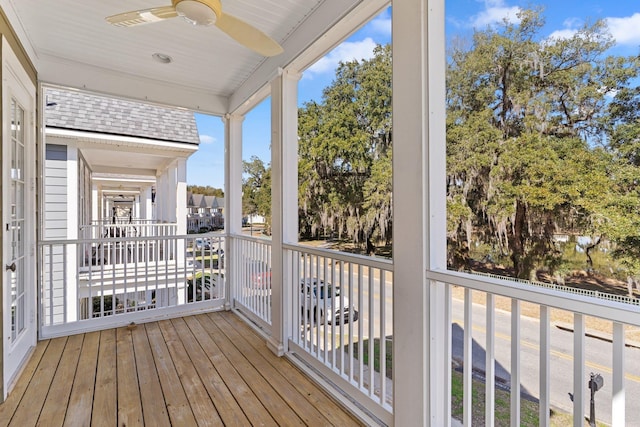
[230,7,640,283]
[242,156,272,232]
[446,8,640,279]
[298,44,392,245]
[187,185,224,197]
[92,295,114,316]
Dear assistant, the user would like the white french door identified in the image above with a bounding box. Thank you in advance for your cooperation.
[2,39,36,398]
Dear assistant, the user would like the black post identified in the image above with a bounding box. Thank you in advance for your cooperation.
[588,372,603,427]
[589,375,596,427]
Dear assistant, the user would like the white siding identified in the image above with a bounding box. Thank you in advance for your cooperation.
[43,144,68,325]
[44,144,67,239]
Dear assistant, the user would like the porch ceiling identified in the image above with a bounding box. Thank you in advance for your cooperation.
[1,0,371,115]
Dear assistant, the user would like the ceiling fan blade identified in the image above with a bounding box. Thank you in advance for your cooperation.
[106,6,178,27]
[215,13,283,57]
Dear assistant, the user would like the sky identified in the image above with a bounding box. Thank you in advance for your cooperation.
[187,1,640,189]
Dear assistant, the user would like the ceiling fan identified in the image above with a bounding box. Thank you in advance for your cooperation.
[106,0,284,57]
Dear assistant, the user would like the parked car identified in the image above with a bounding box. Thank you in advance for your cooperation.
[251,270,272,288]
[186,258,202,270]
[300,278,358,324]
[194,237,211,250]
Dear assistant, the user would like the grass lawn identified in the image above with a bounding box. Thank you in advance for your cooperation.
[348,336,393,379]
[344,337,604,426]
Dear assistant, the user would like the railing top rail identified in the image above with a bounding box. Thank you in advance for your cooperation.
[283,242,393,271]
[39,233,222,246]
[230,233,272,244]
[472,270,640,306]
[80,223,178,229]
[427,268,640,326]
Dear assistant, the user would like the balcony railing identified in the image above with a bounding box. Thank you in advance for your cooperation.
[37,232,640,426]
[231,235,273,328]
[427,269,640,427]
[80,222,177,239]
[285,244,394,423]
[39,233,225,337]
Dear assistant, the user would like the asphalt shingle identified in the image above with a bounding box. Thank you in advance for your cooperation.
[45,88,200,145]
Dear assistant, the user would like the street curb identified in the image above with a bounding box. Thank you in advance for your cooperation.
[553,321,640,349]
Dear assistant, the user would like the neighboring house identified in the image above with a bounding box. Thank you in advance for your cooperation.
[43,88,200,324]
[45,87,199,235]
[187,192,224,232]
[244,214,265,225]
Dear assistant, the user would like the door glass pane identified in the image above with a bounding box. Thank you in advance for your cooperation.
[9,100,27,343]
[16,220,24,259]
[10,99,15,139]
[16,105,23,142]
[10,180,15,219]
[11,140,16,179]
[11,221,17,260]
[16,143,24,181]
[16,181,23,220]
[16,258,24,298]
[10,268,16,340]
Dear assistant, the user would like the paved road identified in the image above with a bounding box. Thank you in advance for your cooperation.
[449,298,640,426]
[288,258,640,424]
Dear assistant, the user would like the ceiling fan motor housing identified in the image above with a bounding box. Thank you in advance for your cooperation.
[173,0,221,26]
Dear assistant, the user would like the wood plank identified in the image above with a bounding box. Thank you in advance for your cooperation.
[186,315,305,427]
[130,324,171,427]
[174,317,276,427]
[2,312,366,427]
[144,322,199,426]
[64,331,100,427]
[154,320,224,427]
[9,337,68,427]
[0,339,50,427]
[222,312,364,426]
[92,330,117,427]
[36,334,84,427]
[213,313,343,426]
[115,327,143,427]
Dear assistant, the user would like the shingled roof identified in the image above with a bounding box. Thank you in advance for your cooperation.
[45,88,200,145]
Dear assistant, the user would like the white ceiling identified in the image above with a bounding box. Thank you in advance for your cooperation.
[5,0,388,195]
[1,0,386,115]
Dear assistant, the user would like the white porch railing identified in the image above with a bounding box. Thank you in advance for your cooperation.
[38,230,640,425]
[80,222,177,239]
[229,238,640,426]
[231,235,273,328]
[39,233,225,338]
[284,244,394,423]
[427,269,640,427]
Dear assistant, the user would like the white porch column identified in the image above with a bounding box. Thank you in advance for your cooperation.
[392,0,447,425]
[156,171,168,222]
[175,158,187,235]
[139,186,153,221]
[166,162,178,223]
[268,68,301,356]
[224,114,244,235]
[102,193,109,222]
[224,113,244,311]
[91,184,99,225]
[155,173,163,222]
[66,145,79,322]
[176,158,187,304]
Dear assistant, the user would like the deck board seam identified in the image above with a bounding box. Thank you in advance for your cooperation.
[197,313,306,426]
[181,315,278,426]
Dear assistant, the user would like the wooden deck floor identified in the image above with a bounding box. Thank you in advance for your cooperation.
[0,311,364,427]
